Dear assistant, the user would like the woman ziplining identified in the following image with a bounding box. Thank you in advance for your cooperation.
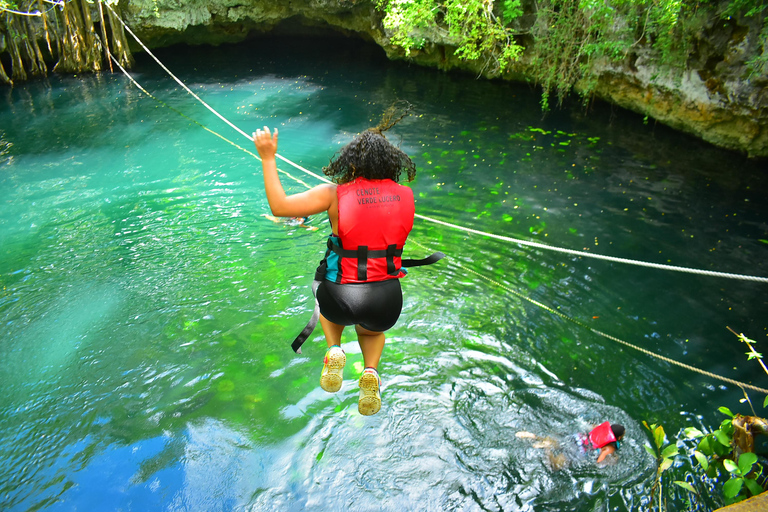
[102,8,768,398]
[253,105,443,416]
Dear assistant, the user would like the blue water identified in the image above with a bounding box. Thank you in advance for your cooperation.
[1,35,767,511]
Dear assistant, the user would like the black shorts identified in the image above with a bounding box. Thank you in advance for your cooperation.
[316,279,403,332]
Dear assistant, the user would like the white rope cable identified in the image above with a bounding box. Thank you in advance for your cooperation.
[105,52,313,190]
[106,3,331,187]
[415,214,768,283]
[103,18,766,393]
[108,4,768,284]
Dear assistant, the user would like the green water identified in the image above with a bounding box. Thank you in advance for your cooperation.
[1,36,767,511]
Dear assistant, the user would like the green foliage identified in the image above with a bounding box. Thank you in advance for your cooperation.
[376,0,524,70]
[643,421,680,511]
[1,0,21,13]
[375,0,768,108]
[684,410,765,505]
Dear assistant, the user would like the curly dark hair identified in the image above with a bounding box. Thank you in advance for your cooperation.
[323,102,416,184]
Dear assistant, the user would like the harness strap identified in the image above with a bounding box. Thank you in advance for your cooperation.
[291,279,321,354]
[328,239,404,259]
[289,251,446,353]
[357,245,368,281]
[402,252,445,267]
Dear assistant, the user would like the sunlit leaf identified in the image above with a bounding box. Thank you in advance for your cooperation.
[673,481,696,493]
[693,450,709,471]
[719,406,734,417]
[644,444,657,458]
[661,444,679,459]
[723,459,739,474]
[660,458,674,472]
[738,452,757,475]
[744,477,764,496]
[714,429,732,446]
[684,427,704,439]
[723,478,744,498]
[653,425,665,449]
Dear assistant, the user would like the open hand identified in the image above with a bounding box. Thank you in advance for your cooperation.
[253,126,278,159]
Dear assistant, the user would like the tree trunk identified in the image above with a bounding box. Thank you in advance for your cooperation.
[53,0,85,73]
[77,0,102,72]
[0,56,11,85]
[22,17,48,78]
[105,5,133,69]
[39,0,57,58]
[98,1,113,73]
[7,16,28,82]
[732,415,768,462]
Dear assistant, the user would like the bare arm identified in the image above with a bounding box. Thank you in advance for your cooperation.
[596,444,617,464]
[253,126,336,218]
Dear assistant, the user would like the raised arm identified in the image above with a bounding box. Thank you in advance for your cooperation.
[253,126,336,218]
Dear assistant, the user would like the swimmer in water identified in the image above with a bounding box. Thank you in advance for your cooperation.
[261,214,319,231]
[516,422,625,468]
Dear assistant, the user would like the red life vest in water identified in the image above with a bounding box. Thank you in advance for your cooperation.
[589,422,618,450]
[324,177,415,284]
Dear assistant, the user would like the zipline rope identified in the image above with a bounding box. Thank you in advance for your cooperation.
[409,238,768,395]
[106,55,314,190]
[105,9,767,395]
[415,214,768,283]
[106,4,331,187]
[107,4,768,284]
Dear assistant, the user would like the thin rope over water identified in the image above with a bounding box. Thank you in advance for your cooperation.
[106,4,331,186]
[105,52,313,189]
[415,215,768,283]
[108,3,768,284]
[408,239,768,395]
[106,10,768,395]
[470,264,768,395]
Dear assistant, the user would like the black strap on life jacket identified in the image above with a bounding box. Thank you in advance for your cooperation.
[290,251,446,353]
[328,239,406,281]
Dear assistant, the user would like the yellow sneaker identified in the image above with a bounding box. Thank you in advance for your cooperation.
[358,368,381,416]
[320,346,345,393]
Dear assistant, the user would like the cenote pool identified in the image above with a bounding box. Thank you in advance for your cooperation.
[1,36,767,511]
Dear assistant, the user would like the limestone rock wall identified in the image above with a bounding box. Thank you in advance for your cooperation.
[3,0,764,156]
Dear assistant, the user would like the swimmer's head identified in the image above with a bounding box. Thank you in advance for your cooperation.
[323,101,416,184]
[611,424,625,440]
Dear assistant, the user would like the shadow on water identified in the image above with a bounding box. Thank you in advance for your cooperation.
[1,35,766,511]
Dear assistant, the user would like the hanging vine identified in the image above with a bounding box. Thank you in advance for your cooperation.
[376,0,768,109]
[0,0,133,85]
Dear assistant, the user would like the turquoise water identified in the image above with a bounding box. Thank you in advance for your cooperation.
[1,36,767,511]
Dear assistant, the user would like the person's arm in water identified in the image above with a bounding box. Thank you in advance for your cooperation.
[253,126,336,218]
[596,444,616,464]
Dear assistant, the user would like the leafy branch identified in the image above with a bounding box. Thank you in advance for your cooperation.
[684,407,765,505]
[643,421,686,512]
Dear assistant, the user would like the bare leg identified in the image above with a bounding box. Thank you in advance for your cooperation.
[319,314,346,393]
[355,325,385,369]
[356,325,384,415]
[319,314,345,347]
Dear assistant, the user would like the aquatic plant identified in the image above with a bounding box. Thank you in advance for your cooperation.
[646,330,768,508]
[643,422,680,512]
[0,0,132,85]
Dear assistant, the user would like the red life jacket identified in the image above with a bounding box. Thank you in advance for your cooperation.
[326,177,414,284]
[589,422,617,450]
